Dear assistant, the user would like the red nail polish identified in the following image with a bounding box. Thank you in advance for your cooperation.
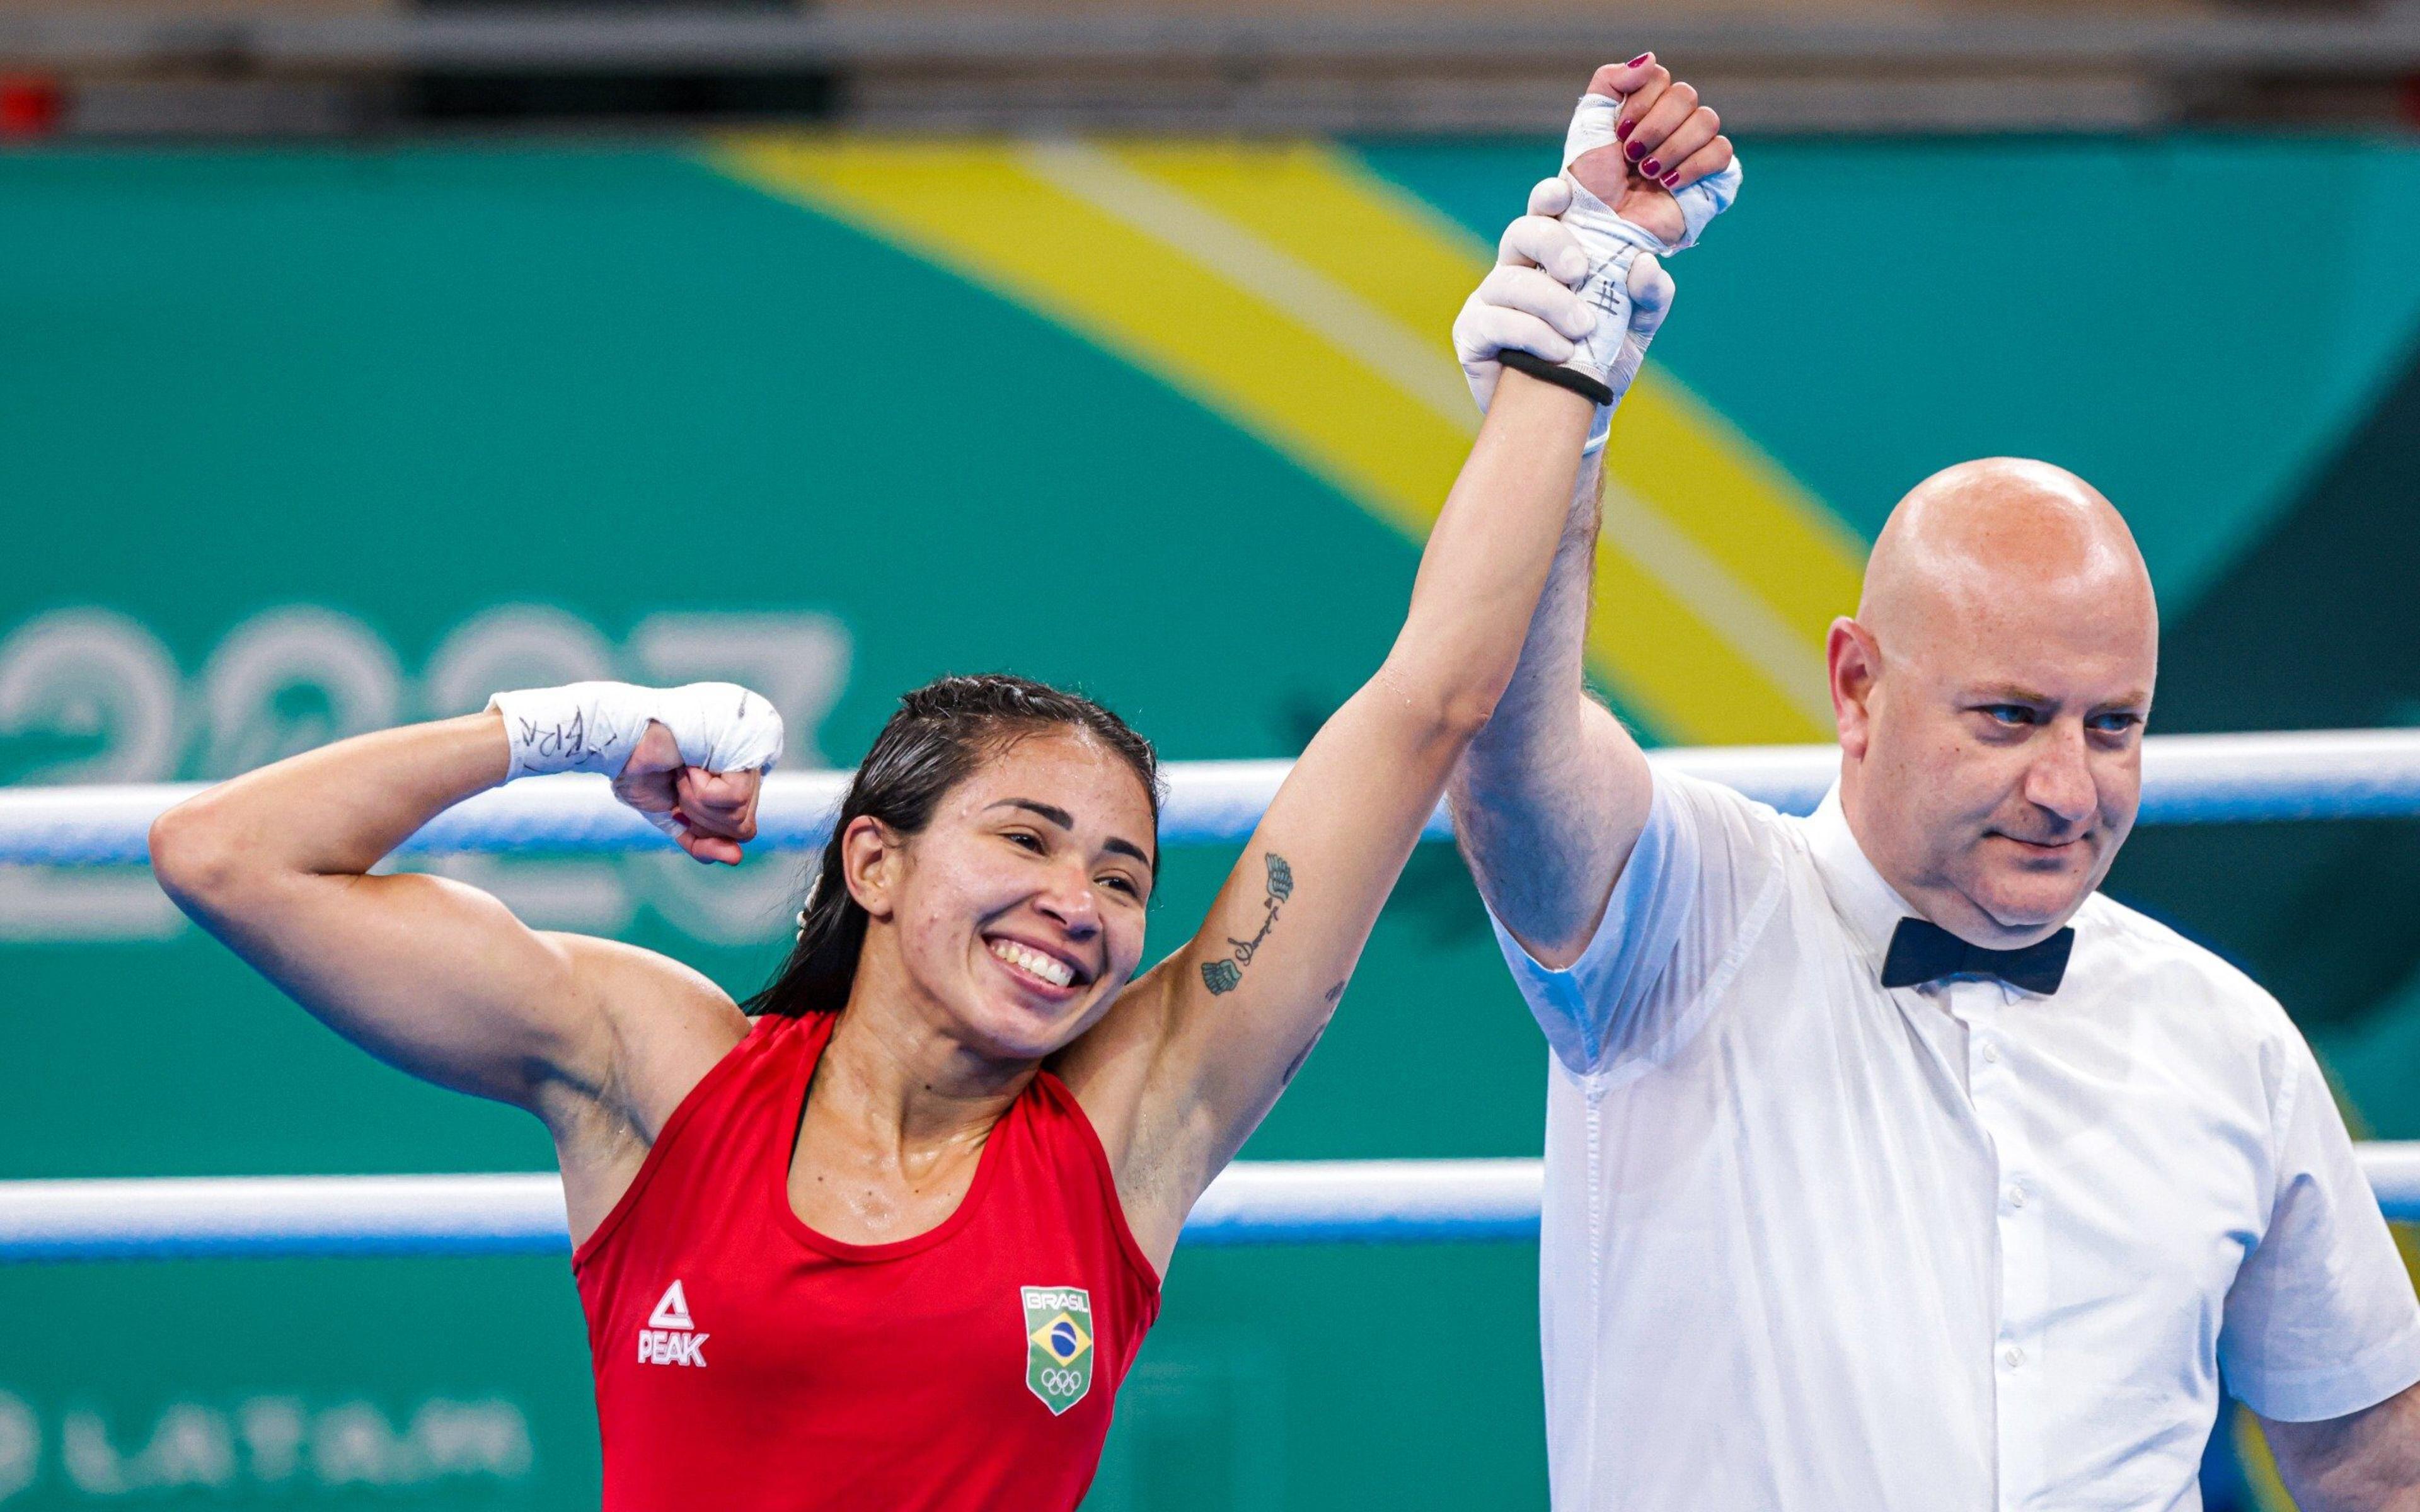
[1661,170,1681,187]
[1626,140,1645,162]
[1615,117,1634,141]
[1641,158,1661,177]
[1627,52,1651,67]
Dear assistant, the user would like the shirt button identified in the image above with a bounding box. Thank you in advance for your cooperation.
[1981,1041,2002,1065]
[2003,1346,2024,1369]
[2007,1185,2028,1210]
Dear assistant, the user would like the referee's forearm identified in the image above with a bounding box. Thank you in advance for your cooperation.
[1451,456,1648,959]
[1456,457,1603,786]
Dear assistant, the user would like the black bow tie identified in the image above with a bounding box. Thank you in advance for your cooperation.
[1880,917,2075,995]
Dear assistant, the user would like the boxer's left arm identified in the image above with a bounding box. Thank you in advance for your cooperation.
[1059,230,1693,1260]
[149,689,775,1113]
[2265,1385,2420,1511]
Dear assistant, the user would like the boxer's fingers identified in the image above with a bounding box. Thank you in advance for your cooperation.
[1641,106,1722,185]
[671,824,745,866]
[614,721,684,784]
[1661,136,1735,193]
[1586,55,1657,101]
[676,768,759,842]
[1625,79,1701,165]
[1615,65,1671,142]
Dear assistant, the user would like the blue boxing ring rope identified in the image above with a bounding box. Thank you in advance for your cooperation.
[7,729,2420,1263]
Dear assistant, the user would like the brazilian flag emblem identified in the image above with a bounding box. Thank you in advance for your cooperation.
[1020,1285,1096,1415]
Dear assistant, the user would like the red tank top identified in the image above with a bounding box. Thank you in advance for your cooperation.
[573,1010,1162,1512]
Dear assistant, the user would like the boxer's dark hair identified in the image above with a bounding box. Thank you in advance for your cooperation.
[747,673,1161,1019]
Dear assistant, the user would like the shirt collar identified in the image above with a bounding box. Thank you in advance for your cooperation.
[1804,785,2053,1004]
[1803,784,1921,972]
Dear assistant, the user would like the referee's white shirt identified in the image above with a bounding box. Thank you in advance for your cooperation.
[1491,771,2420,1511]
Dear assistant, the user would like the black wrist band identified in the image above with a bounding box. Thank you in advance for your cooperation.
[1499,350,1614,408]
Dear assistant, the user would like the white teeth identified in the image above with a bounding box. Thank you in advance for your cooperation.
[990,939,1075,988]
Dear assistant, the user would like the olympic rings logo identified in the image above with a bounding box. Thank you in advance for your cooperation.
[1037,1367,1086,1397]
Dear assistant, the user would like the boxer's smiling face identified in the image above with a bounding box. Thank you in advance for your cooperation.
[844,731,1156,1062]
[1835,459,2157,949]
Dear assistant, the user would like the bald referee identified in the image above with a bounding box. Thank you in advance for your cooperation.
[1445,161,2420,1510]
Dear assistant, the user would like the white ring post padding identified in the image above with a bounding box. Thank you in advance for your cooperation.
[5,1147,2417,1261]
[11,729,2420,867]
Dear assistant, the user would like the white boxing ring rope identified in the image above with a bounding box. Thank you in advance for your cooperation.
[0,1155,2416,1262]
[0,1161,1557,1262]
[6,728,2420,1263]
[13,727,2420,868]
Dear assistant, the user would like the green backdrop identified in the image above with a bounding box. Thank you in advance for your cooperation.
[6,133,2420,1509]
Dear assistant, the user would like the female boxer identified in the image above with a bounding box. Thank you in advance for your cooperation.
[149,59,1732,1511]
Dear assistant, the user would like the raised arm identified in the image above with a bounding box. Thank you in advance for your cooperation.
[2265,1386,2420,1512]
[147,684,776,1232]
[1069,342,1645,1260]
[1448,55,1737,967]
[1447,455,1654,968]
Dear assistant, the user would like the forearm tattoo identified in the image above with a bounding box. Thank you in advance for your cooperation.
[1199,852,1294,995]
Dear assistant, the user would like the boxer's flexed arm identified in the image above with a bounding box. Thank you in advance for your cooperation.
[147,686,776,1130]
[1446,55,1737,968]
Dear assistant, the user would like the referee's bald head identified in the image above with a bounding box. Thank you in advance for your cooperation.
[1828,459,2158,948]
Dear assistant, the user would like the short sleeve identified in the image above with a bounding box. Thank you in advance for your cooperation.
[2220,1031,2420,1422]
[1486,769,1787,1077]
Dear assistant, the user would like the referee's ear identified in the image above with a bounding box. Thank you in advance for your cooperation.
[1828,616,1882,757]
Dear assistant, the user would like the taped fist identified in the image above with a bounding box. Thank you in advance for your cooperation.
[613,718,766,866]
[486,679,784,865]
[1451,55,1739,430]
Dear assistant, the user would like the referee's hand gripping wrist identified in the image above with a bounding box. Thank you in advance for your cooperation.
[1453,200,1676,453]
[1453,57,1734,444]
[485,680,783,865]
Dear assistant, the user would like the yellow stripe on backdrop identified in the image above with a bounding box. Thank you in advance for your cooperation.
[710,134,1865,745]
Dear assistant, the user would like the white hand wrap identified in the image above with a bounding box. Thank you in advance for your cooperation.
[1453,91,1739,449]
[1560,93,1743,260]
[486,681,785,782]
[1553,93,1742,391]
[1453,192,1675,454]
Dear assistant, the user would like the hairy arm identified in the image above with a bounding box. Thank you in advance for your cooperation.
[1438,56,1739,971]
[1063,371,1598,1263]
[2266,1384,2420,1511]
[1444,451,1654,967]
[147,715,746,1177]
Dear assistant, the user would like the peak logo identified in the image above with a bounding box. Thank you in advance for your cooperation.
[637,1281,708,1368]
